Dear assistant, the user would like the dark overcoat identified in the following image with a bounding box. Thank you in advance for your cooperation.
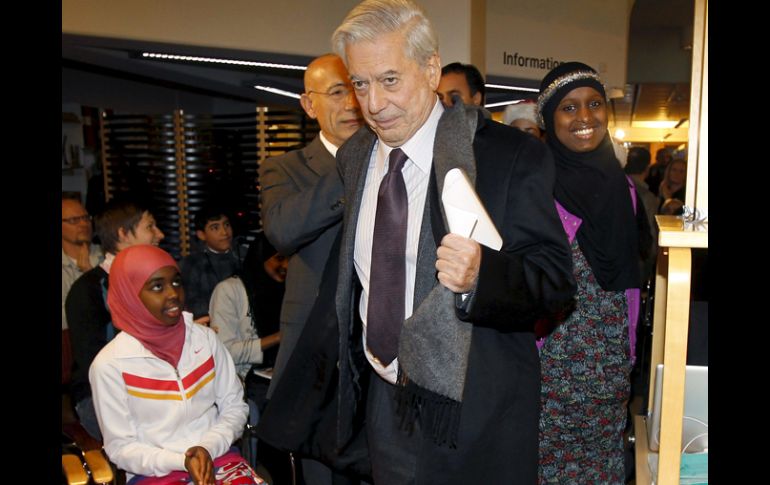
[332,106,576,484]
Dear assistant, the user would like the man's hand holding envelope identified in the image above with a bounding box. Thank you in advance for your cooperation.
[436,168,502,294]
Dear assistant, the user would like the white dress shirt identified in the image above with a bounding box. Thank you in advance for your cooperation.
[354,98,444,383]
[318,131,339,157]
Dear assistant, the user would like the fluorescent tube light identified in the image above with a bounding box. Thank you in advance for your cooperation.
[254,85,301,99]
[485,83,539,93]
[142,52,307,71]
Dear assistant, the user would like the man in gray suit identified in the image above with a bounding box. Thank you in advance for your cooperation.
[258,53,363,485]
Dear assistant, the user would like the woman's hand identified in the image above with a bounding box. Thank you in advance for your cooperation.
[184,446,215,485]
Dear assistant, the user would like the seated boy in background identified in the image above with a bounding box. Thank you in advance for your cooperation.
[180,205,247,320]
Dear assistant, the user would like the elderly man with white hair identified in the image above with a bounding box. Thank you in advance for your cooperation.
[330,1,576,483]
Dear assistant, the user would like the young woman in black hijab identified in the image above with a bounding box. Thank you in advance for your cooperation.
[535,62,651,484]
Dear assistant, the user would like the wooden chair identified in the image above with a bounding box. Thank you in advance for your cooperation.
[62,424,117,485]
[61,446,115,485]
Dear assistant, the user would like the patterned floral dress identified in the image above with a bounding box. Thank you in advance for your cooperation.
[538,238,632,484]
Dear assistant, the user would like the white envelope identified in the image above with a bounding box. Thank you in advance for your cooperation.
[441,168,502,250]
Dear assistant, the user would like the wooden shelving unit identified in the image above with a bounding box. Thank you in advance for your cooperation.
[634,215,707,484]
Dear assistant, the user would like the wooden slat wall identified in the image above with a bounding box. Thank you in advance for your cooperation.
[101,107,319,259]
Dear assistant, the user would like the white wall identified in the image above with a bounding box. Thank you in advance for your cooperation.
[485,0,634,89]
[63,0,478,71]
[63,0,359,57]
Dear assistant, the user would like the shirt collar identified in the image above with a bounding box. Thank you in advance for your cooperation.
[206,246,230,255]
[100,252,116,274]
[318,131,339,157]
[376,97,444,174]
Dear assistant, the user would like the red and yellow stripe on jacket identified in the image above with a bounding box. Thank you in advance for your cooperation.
[122,356,216,401]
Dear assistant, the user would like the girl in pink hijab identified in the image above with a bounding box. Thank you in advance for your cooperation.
[89,244,264,485]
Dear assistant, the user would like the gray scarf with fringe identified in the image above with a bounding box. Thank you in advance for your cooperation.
[395,101,480,447]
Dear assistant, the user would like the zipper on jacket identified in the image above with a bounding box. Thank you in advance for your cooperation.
[172,364,192,420]
[173,366,185,401]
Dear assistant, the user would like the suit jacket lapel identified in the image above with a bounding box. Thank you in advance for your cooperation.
[336,128,377,329]
[303,136,335,176]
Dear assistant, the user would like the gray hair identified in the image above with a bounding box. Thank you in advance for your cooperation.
[332,0,438,66]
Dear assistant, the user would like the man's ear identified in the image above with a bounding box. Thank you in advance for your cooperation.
[426,53,442,90]
[117,227,128,243]
[472,91,482,107]
[300,94,317,119]
[196,229,207,242]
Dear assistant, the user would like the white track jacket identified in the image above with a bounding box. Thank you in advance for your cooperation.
[90,313,248,479]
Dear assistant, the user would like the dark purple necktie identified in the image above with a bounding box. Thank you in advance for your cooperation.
[367,148,409,366]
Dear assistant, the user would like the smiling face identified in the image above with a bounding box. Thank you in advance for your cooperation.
[120,211,165,250]
[346,31,441,147]
[139,265,184,326]
[553,86,608,153]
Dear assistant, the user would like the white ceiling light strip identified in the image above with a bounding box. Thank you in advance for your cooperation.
[485,83,539,93]
[142,52,307,71]
[254,85,301,99]
[485,100,522,108]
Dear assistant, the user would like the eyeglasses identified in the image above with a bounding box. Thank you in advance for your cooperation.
[306,85,353,102]
[62,214,92,225]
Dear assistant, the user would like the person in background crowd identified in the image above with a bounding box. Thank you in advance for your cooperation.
[436,61,486,108]
[67,199,165,442]
[644,147,673,196]
[611,137,628,169]
[209,233,284,409]
[624,147,659,286]
[62,196,102,333]
[62,195,103,448]
[258,53,363,485]
[502,100,544,140]
[180,206,246,321]
[658,158,687,215]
